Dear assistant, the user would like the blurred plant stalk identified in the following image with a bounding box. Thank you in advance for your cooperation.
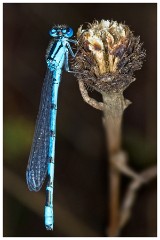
[73,20,156,236]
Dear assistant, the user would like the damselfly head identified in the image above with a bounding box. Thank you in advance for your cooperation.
[49,26,73,38]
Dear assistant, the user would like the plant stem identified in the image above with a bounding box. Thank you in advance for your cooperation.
[102,92,129,236]
[78,82,156,236]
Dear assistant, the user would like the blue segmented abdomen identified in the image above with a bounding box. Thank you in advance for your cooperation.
[44,67,62,230]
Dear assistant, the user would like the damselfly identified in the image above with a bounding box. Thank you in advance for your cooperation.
[26,25,78,230]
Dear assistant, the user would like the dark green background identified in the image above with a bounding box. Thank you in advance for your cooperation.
[3,3,157,237]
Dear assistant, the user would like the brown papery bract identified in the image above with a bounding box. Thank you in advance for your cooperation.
[73,20,146,94]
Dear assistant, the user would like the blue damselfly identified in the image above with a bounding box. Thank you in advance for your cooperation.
[26,25,78,230]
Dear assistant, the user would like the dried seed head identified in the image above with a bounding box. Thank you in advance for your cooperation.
[73,20,146,93]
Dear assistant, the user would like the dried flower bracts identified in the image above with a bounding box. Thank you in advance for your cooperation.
[73,20,146,93]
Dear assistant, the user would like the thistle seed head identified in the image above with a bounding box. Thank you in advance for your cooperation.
[73,20,146,93]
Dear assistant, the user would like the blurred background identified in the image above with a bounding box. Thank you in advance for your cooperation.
[3,3,157,237]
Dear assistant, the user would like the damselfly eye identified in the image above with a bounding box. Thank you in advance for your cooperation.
[51,28,57,33]
[62,29,67,33]
[49,28,57,37]
[66,27,73,37]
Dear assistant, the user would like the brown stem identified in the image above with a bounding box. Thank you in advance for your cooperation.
[78,83,156,236]
[119,166,157,231]
[78,80,104,110]
[102,92,130,237]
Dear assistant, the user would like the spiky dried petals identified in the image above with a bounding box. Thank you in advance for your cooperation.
[73,20,146,93]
